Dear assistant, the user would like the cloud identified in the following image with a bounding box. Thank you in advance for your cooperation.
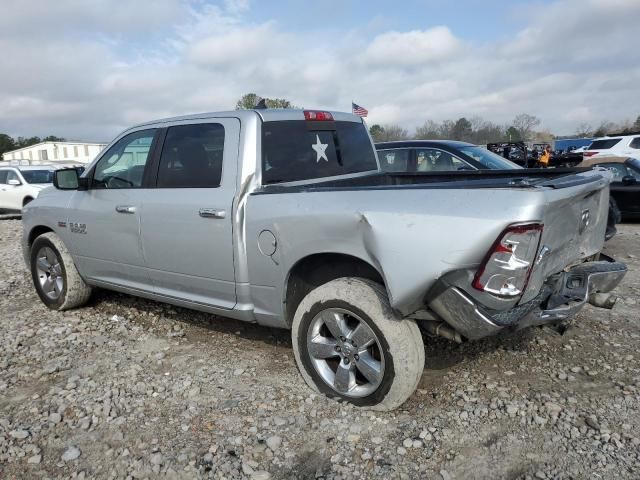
[362,26,463,66]
[0,0,638,141]
[188,23,289,66]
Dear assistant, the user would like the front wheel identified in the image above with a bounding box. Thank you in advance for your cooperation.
[30,232,92,310]
[291,278,425,411]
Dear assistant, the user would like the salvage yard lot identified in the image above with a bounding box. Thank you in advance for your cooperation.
[1,219,639,480]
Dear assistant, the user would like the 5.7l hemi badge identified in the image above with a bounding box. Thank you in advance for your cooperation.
[69,222,87,234]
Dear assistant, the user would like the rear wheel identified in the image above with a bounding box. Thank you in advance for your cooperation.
[292,277,425,410]
[30,233,92,310]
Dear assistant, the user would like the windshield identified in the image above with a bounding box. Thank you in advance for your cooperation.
[20,170,55,184]
[458,146,521,170]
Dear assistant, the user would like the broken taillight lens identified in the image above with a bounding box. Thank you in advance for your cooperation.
[473,223,543,298]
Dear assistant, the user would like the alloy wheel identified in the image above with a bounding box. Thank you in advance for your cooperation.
[35,246,64,300]
[307,308,385,397]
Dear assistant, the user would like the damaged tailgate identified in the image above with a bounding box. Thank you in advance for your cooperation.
[520,170,612,304]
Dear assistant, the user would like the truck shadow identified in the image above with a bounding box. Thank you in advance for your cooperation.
[88,288,541,374]
[87,288,291,349]
[424,327,538,371]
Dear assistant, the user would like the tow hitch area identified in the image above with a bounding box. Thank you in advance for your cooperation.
[518,254,627,329]
[428,255,627,340]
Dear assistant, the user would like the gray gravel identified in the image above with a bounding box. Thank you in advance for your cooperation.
[1,219,639,479]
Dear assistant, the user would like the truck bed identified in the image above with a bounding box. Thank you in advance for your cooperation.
[258,168,600,192]
[248,167,612,317]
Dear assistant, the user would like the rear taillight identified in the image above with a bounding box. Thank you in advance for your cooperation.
[583,151,597,157]
[304,110,334,121]
[473,223,543,298]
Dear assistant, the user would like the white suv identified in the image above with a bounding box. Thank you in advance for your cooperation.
[0,166,56,212]
[583,134,640,159]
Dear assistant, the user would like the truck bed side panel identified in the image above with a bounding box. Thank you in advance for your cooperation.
[245,188,542,320]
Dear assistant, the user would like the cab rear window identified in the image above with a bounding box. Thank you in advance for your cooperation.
[262,121,377,184]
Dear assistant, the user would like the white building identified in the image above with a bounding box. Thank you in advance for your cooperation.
[1,141,107,165]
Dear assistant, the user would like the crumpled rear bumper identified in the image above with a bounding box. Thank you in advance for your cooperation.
[428,255,627,340]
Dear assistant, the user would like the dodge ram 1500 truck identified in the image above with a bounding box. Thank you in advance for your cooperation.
[22,109,627,410]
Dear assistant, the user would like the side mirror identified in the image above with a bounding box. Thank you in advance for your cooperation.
[54,168,83,190]
[7,178,21,186]
[622,175,637,186]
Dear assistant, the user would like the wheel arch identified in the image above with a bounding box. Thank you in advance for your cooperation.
[27,225,55,247]
[283,252,387,327]
[22,196,34,206]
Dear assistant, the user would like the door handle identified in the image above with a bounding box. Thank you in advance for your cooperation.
[115,205,136,214]
[199,208,226,219]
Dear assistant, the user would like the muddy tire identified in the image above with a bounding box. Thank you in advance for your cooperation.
[291,277,425,411]
[30,232,92,310]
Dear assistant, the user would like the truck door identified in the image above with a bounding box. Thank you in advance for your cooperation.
[139,119,239,309]
[65,128,159,289]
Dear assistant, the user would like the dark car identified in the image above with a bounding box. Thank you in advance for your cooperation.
[580,157,640,220]
[376,140,520,172]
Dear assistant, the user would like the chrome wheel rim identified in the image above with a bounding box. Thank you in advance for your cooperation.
[307,308,385,398]
[35,246,64,300]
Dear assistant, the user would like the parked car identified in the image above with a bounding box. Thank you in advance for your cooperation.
[376,140,520,172]
[583,133,640,159]
[0,166,56,212]
[22,109,626,410]
[579,156,640,220]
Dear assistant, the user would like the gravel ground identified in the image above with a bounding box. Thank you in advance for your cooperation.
[1,219,639,480]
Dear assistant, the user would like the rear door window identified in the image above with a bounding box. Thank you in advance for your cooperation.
[588,139,621,150]
[378,149,410,172]
[629,137,640,149]
[157,123,225,188]
[0,171,8,184]
[262,121,377,184]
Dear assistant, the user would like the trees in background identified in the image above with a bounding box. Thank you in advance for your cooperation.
[511,113,541,142]
[575,123,593,138]
[369,124,409,142]
[235,93,297,110]
[372,111,640,145]
[0,134,15,157]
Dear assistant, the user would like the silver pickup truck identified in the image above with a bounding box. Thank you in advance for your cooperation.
[22,109,627,410]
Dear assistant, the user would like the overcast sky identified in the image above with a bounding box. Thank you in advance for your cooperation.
[1,0,638,141]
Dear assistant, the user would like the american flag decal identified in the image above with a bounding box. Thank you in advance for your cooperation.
[352,102,368,117]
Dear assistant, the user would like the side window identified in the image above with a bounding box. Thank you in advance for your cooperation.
[415,149,473,172]
[378,149,410,172]
[6,170,21,184]
[630,137,640,149]
[157,124,225,188]
[596,163,627,181]
[627,166,640,180]
[92,129,157,189]
[0,171,8,184]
